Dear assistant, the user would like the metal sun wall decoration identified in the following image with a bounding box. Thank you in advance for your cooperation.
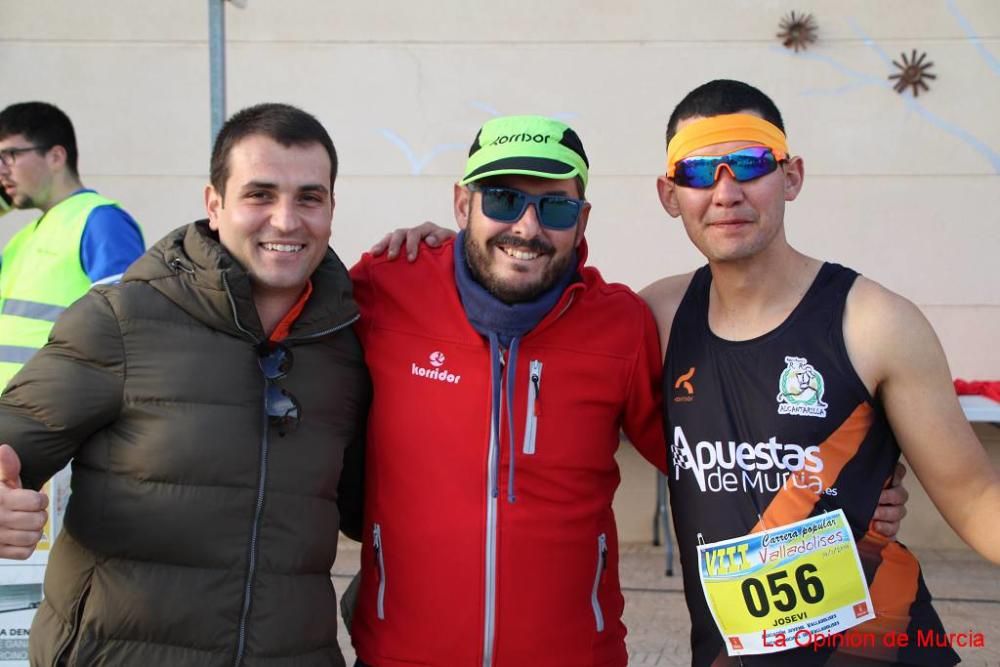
[889,50,937,97]
[777,11,818,52]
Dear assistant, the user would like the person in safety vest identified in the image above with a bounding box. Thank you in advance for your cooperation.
[0,101,144,387]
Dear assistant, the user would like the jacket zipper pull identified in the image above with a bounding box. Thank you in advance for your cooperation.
[531,372,541,416]
[169,258,194,274]
[600,533,608,571]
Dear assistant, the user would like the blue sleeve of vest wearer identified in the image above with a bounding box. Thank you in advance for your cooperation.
[79,205,145,284]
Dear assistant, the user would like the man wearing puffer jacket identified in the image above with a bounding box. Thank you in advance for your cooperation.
[0,103,369,667]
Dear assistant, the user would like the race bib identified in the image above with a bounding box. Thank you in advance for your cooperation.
[697,509,874,656]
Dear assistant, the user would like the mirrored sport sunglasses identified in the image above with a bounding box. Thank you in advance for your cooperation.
[258,342,301,436]
[671,146,781,189]
[468,184,586,230]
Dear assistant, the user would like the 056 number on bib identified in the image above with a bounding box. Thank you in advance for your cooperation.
[697,510,874,656]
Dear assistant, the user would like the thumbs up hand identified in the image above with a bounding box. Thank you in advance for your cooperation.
[0,444,49,560]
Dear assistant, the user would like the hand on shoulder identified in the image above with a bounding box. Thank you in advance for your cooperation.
[369,222,456,262]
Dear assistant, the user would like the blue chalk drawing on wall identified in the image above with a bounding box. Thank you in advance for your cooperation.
[381,103,580,174]
[379,129,466,175]
[469,101,501,116]
[946,0,1000,78]
[774,15,1000,174]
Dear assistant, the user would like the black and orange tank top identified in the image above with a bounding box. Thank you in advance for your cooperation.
[663,263,959,666]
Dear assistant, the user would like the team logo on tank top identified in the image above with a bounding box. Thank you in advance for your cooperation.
[776,356,828,418]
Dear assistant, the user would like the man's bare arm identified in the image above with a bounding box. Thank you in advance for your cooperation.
[638,272,695,360]
[846,278,1000,562]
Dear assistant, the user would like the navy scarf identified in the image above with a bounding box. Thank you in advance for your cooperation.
[453,230,576,347]
[453,231,577,501]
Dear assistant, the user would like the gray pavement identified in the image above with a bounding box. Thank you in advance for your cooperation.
[332,541,1000,666]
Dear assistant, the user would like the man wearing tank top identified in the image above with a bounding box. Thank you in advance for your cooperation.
[640,79,1000,666]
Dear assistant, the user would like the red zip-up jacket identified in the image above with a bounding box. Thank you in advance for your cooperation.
[350,239,667,667]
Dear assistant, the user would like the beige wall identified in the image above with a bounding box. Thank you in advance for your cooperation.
[2,1,999,547]
[2,1,997,377]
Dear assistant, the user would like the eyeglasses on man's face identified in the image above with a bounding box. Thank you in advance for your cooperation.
[0,145,48,168]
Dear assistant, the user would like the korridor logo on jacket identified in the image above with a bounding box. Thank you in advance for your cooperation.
[411,351,462,384]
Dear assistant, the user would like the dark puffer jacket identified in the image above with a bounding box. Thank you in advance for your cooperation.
[0,221,370,666]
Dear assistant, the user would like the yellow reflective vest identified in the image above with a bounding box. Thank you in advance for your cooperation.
[0,192,120,387]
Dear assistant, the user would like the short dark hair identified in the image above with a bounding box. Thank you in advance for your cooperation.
[210,103,338,199]
[0,102,79,177]
[665,80,785,147]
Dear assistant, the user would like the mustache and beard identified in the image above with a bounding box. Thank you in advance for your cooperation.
[464,231,573,304]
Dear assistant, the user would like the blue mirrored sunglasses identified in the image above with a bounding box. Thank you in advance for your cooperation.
[672,146,780,189]
[469,184,585,230]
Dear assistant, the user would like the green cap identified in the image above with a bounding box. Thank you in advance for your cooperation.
[460,115,589,189]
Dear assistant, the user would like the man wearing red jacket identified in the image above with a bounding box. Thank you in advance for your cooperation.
[349,115,667,667]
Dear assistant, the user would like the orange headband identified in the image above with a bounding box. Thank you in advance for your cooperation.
[666,114,789,177]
